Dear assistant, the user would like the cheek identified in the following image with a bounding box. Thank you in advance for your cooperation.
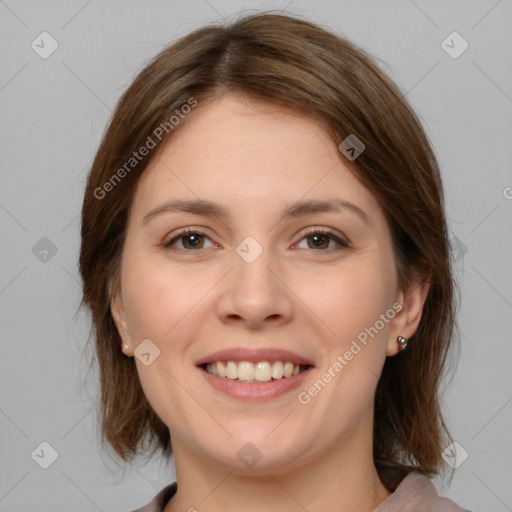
[296,260,395,423]
[120,254,209,341]
[119,256,208,422]
[302,258,395,341]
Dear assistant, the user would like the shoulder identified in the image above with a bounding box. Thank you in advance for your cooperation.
[129,482,177,512]
[373,472,474,512]
[127,474,474,512]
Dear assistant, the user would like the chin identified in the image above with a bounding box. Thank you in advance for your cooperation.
[212,429,311,472]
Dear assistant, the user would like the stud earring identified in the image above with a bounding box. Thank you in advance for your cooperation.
[122,343,129,350]
[397,336,408,351]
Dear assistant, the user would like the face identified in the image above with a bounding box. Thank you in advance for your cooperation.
[111,93,426,474]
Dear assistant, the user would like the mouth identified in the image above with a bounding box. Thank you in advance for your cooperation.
[196,348,315,401]
[200,360,312,382]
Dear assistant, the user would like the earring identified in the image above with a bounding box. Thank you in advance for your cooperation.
[122,343,129,350]
[397,336,408,351]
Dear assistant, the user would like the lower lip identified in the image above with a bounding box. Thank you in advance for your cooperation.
[199,366,313,401]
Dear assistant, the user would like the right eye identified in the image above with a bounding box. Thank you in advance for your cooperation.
[163,228,218,253]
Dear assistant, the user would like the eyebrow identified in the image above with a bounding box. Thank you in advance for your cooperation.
[142,198,370,226]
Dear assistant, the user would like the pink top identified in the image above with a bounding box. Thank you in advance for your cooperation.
[130,472,472,511]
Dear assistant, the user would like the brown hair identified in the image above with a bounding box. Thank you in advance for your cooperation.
[79,11,459,491]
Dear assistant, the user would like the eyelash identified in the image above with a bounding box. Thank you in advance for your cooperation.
[163,227,350,254]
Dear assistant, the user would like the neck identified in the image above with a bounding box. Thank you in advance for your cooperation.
[164,417,391,512]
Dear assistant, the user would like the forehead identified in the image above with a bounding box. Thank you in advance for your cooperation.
[130,93,381,222]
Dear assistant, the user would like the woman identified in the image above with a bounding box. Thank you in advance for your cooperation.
[79,12,471,512]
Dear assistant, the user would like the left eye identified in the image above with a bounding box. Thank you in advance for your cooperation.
[295,230,349,250]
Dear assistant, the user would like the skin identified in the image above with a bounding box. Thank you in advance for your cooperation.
[111,93,430,512]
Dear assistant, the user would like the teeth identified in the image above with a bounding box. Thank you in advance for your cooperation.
[271,361,284,379]
[239,361,255,381]
[283,362,294,378]
[216,361,226,377]
[254,362,272,381]
[204,361,308,381]
[226,361,238,380]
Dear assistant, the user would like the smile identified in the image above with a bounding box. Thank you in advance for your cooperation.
[203,360,310,382]
[199,362,314,401]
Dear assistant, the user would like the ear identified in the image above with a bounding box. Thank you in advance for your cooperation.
[386,267,431,357]
[109,281,133,356]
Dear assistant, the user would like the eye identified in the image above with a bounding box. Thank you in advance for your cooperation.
[294,228,349,251]
[163,228,217,252]
[163,227,349,253]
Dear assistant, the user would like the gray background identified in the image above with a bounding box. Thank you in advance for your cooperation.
[1,0,511,511]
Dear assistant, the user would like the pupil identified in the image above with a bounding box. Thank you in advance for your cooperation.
[186,234,201,247]
[310,234,327,248]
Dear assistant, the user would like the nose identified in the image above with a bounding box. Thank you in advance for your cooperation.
[215,245,295,330]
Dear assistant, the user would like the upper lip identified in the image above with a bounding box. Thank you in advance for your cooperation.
[195,348,315,367]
